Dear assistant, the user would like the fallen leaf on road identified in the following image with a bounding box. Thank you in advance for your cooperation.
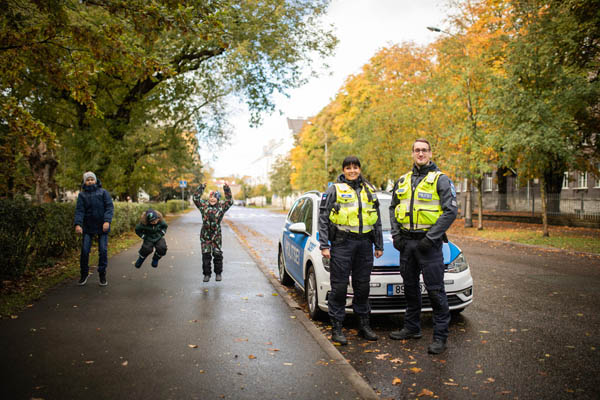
[248,355,256,359]
[85,360,94,364]
[364,350,375,353]
[189,320,199,323]
[392,378,402,385]
[417,388,434,397]
[234,338,248,342]
[475,370,483,374]
[444,382,458,386]
[267,348,280,352]
[121,361,128,366]
[10,315,18,319]
[283,362,293,366]
[265,341,273,345]
[272,293,278,296]
[409,367,423,374]
[390,358,403,364]
[479,330,490,334]
[376,353,391,360]
[242,297,248,300]
[188,344,198,348]
[256,294,264,297]
[290,316,296,319]
[486,377,495,383]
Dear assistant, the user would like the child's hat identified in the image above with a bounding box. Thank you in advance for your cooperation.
[209,191,221,200]
[146,209,158,222]
[83,171,97,182]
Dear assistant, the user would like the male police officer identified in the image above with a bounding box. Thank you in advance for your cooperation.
[319,156,384,345]
[388,139,458,354]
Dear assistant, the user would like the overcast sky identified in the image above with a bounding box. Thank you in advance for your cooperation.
[201,0,448,179]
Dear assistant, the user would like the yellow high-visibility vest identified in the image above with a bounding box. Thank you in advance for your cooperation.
[394,171,443,231]
[329,183,378,233]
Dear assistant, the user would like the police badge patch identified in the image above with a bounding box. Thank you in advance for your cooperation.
[450,181,456,198]
[321,193,327,201]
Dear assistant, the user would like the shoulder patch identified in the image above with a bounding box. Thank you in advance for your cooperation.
[450,181,456,198]
[321,193,327,201]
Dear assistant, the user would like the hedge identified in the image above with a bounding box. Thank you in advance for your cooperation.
[0,198,188,281]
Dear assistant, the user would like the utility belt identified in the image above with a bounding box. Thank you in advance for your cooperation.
[399,230,448,242]
[336,229,372,241]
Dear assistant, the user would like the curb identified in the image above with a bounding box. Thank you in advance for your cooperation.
[448,234,600,258]
[224,220,379,400]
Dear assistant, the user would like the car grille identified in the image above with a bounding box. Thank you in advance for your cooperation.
[372,266,401,274]
[355,293,467,310]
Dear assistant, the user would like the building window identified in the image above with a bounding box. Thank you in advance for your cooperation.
[595,164,600,188]
[483,173,493,192]
[577,172,588,188]
[562,171,569,189]
[455,179,461,193]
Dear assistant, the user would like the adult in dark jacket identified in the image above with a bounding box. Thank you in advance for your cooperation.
[193,183,233,282]
[134,209,168,269]
[318,156,384,345]
[74,171,114,286]
[388,138,458,354]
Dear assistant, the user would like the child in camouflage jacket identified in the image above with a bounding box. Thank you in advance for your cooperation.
[193,183,233,282]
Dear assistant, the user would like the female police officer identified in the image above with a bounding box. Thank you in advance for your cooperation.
[318,156,384,345]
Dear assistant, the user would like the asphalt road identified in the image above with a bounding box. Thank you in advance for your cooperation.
[227,206,600,400]
[0,208,368,400]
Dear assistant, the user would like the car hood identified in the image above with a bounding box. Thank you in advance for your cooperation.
[374,231,461,267]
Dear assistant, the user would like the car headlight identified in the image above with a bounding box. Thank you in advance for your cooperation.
[446,252,469,273]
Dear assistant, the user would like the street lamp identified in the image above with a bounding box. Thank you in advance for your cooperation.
[427,25,475,228]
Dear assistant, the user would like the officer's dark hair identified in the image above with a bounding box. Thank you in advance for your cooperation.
[412,138,431,152]
[342,156,361,169]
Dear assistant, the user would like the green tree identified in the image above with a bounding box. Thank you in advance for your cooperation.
[1,0,337,202]
[269,154,293,209]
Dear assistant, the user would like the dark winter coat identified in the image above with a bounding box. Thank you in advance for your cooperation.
[74,179,114,234]
[135,210,168,243]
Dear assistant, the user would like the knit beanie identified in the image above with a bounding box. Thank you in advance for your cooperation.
[209,191,221,200]
[146,209,158,223]
[83,171,97,182]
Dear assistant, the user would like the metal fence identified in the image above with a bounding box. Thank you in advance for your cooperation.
[457,189,600,221]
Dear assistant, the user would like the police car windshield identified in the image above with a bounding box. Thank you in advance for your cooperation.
[378,197,392,231]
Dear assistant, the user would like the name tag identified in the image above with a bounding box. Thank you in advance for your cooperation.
[418,192,433,200]
[340,194,353,199]
[396,188,406,194]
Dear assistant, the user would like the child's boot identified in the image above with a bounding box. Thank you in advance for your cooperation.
[151,254,161,268]
[135,255,146,269]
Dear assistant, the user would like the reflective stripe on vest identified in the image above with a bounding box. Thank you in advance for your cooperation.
[329,183,378,233]
[394,171,443,231]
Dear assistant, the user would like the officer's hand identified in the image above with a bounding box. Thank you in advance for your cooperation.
[374,249,383,259]
[223,183,230,190]
[417,237,434,253]
[75,225,83,234]
[102,222,110,232]
[321,248,331,259]
[392,235,406,252]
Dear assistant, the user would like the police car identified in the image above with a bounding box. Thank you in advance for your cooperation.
[277,191,473,320]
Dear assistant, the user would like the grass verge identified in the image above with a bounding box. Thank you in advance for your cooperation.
[448,218,599,254]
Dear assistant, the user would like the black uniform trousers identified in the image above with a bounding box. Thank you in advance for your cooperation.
[328,236,373,322]
[202,249,223,276]
[400,238,450,341]
[139,237,168,259]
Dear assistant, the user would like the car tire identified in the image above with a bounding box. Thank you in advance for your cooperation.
[278,247,295,287]
[306,265,326,321]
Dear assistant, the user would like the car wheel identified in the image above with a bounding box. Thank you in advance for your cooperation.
[306,265,326,321]
[278,247,295,287]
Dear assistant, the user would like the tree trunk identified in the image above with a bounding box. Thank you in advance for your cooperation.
[464,178,473,228]
[539,175,549,237]
[496,166,509,211]
[476,177,483,230]
[28,141,58,203]
[543,167,563,214]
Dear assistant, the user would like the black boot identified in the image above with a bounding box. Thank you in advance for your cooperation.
[135,255,146,269]
[151,254,160,268]
[358,315,378,341]
[330,319,347,345]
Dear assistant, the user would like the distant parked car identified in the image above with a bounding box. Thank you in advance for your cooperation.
[233,199,246,207]
[277,191,473,320]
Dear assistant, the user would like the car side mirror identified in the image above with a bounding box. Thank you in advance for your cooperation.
[289,222,308,235]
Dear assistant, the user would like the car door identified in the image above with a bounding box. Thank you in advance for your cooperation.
[283,198,307,285]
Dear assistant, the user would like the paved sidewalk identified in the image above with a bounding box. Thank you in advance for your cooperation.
[0,210,366,400]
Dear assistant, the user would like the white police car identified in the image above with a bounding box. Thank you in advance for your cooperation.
[277,191,473,320]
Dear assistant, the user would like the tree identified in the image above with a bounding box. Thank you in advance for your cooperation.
[269,154,293,209]
[489,0,600,236]
[1,0,337,202]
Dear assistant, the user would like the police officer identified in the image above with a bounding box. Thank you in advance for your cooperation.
[318,156,384,345]
[388,139,458,354]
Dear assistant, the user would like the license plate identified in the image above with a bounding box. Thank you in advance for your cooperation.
[387,283,426,296]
